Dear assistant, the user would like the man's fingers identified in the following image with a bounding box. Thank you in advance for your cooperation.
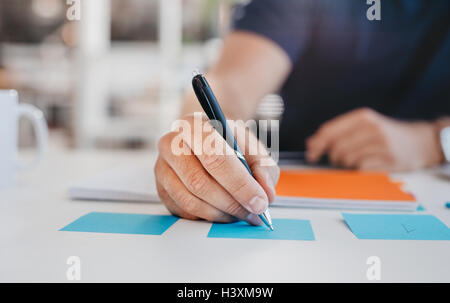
[155,158,198,220]
[158,133,259,224]
[307,108,380,162]
[341,145,388,168]
[156,157,236,223]
[251,165,278,203]
[358,156,390,171]
[328,126,381,166]
[198,142,269,215]
[181,115,270,215]
[155,178,198,220]
[230,122,279,203]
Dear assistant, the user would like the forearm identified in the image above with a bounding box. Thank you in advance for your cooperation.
[0,68,17,89]
[415,116,450,166]
[432,116,450,164]
[180,31,291,120]
[0,68,7,89]
[404,117,450,166]
[434,116,450,132]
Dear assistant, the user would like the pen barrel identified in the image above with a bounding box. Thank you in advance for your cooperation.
[193,74,245,164]
[236,150,253,176]
[192,72,273,230]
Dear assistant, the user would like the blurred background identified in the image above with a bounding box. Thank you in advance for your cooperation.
[0,0,281,151]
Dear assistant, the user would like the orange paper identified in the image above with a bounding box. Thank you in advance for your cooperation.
[275,170,415,202]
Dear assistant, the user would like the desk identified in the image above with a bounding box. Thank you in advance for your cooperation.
[1,148,450,282]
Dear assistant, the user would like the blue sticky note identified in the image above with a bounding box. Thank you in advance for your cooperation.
[416,204,426,211]
[60,212,178,235]
[343,213,450,240]
[207,219,315,241]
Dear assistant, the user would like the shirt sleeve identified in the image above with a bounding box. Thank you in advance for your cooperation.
[232,0,318,64]
[0,2,4,69]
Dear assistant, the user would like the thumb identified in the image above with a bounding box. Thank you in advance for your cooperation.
[229,120,280,203]
[250,159,279,203]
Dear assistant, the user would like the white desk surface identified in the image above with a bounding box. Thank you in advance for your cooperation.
[1,148,450,283]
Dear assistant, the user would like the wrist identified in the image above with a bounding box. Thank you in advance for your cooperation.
[411,121,444,167]
[431,120,448,164]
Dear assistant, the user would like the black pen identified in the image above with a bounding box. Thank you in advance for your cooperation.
[191,71,274,231]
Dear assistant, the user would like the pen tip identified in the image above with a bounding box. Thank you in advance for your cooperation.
[269,225,274,231]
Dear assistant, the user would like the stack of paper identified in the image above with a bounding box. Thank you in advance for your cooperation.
[68,164,159,202]
[272,170,417,211]
[69,166,417,211]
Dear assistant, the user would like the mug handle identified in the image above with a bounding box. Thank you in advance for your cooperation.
[16,104,48,170]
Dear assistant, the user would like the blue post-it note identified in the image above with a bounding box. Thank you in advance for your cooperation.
[342,213,450,240]
[60,212,178,235]
[416,204,426,211]
[207,219,315,241]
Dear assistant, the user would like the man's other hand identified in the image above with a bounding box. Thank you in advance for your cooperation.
[306,108,444,171]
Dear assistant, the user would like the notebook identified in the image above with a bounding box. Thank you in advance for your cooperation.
[272,169,417,211]
[68,163,160,202]
[69,166,417,211]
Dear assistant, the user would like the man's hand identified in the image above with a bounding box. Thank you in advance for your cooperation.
[154,113,280,224]
[306,108,444,171]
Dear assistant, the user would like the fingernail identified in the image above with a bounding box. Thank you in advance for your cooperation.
[248,196,267,214]
[246,213,262,226]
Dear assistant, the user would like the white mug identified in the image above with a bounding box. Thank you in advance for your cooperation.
[0,90,48,188]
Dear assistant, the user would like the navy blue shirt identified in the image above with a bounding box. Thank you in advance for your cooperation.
[233,0,450,151]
